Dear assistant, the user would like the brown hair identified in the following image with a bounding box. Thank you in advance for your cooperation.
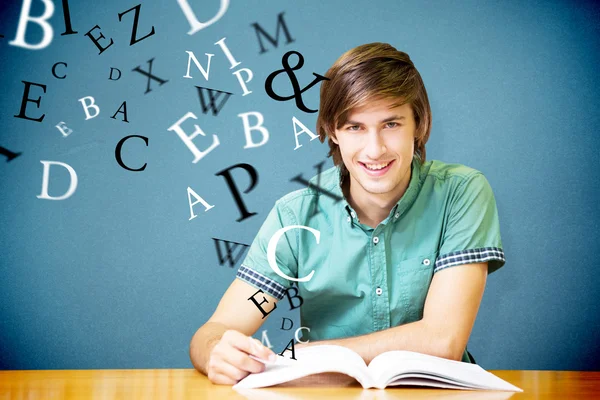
[316,42,432,177]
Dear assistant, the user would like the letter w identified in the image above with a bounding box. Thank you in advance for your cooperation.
[212,238,250,268]
[196,86,233,116]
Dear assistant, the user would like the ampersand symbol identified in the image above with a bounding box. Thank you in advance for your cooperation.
[264,50,329,113]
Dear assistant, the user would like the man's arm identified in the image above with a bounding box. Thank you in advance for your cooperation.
[300,262,488,364]
[189,278,279,380]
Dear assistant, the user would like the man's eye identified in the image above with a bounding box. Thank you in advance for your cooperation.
[347,125,361,131]
[385,122,400,128]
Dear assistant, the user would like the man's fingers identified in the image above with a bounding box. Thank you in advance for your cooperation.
[214,362,250,383]
[208,371,238,386]
[222,330,275,360]
[248,337,276,360]
[222,348,266,374]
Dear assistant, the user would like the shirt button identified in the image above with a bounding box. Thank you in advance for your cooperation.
[376,287,383,295]
[394,213,400,219]
[423,258,431,266]
[351,211,356,218]
[347,216,351,223]
[373,236,379,244]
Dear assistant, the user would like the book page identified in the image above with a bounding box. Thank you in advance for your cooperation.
[234,345,373,389]
[367,351,522,391]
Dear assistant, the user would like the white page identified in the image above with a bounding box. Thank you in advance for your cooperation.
[234,345,374,389]
[367,351,522,391]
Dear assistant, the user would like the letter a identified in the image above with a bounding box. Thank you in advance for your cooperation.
[177,0,230,35]
[37,161,78,200]
[9,0,55,50]
[187,187,215,220]
[292,116,319,150]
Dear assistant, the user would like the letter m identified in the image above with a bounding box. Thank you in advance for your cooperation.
[251,12,295,54]
[212,238,250,268]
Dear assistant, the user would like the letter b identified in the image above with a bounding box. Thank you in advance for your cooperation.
[78,96,100,120]
[9,0,55,50]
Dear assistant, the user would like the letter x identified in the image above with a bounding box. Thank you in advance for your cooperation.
[290,160,343,216]
[132,57,168,94]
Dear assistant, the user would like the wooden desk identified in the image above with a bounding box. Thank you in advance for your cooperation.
[1,369,598,399]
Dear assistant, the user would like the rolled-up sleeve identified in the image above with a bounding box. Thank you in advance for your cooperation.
[236,200,298,299]
[435,172,506,274]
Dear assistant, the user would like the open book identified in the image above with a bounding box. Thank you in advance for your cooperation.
[233,345,522,391]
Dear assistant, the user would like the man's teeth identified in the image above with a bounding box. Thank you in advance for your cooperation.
[364,161,391,170]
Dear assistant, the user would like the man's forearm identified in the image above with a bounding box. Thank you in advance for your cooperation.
[189,321,228,374]
[305,319,458,364]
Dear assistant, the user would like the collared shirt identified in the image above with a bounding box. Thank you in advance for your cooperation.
[236,156,505,363]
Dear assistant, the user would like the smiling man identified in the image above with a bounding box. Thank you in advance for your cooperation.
[189,42,506,385]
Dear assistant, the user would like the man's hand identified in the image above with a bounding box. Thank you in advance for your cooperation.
[207,329,277,385]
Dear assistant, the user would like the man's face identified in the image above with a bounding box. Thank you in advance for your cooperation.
[332,98,416,201]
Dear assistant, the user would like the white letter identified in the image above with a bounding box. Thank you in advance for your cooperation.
[183,51,214,80]
[295,327,310,344]
[37,161,78,200]
[9,0,55,50]
[168,112,220,163]
[292,116,319,150]
[55,122,73,137]
[187,187,214,220]
[239,112,269,149]
[176,0,230,36]
[214,37,240,69]
[260,330,273,349]
[232,68,253,96]
[78,96,100,120]
[267,225,319,282]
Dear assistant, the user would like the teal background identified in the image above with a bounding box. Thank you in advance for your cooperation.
[1,0,599,370]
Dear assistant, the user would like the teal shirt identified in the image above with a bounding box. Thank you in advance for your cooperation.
[236,156,505,363]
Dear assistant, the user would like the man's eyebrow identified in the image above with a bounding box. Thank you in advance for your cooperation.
[344,115,406,125]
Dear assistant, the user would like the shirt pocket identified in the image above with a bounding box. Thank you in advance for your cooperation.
[396,250,438,323]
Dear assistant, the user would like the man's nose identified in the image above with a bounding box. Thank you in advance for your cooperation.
[365,130,386,160]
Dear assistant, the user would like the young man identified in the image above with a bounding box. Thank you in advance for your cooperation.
[189,42,505,385]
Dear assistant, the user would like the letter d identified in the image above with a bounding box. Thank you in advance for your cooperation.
[37,161,78,200]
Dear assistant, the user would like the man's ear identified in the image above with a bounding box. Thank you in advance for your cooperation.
[330,132,339,145]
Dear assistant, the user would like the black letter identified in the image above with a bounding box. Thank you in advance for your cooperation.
[248,289,277,319]
[60,0,78,35]
[115,135,148,172]
[118,4,155,46]
[14,81,46,122]
[284,286,304,311]
[195,86,232,116]
[1,146,22,162]
[52,62,67,79]
[110,101,129,123]
[290,160,343,216]
[278,338,297,360]
[215,163,258,222]
[281,317,293,331]
[251,12,295,54]
[132,58,168,94]
[212,238,249,268]
[85,25,114,55]
[109,67,122,81]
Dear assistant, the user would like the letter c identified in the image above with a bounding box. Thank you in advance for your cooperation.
[115,135,148,171]
[267,225,319,282]
[52,62,67,79]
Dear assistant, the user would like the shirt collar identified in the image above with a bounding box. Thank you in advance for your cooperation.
[332,155,425,224]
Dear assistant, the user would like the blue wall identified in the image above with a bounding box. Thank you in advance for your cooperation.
[1,0,598,371]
